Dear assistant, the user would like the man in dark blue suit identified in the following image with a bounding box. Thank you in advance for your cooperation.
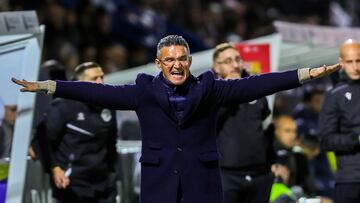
[13,35,340,203]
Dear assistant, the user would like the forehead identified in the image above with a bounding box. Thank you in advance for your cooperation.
[341,45,360,59]
[277,118,296,128]
[83,67,104,76]
[217,48,240,59]
[159,45,189,58]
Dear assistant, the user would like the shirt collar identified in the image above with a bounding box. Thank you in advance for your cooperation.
[159,72,195,93]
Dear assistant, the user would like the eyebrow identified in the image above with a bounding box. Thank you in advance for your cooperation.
[163,55,188,59]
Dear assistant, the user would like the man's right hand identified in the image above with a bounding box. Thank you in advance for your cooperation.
[52,166,70,189]
[11,77,40,92]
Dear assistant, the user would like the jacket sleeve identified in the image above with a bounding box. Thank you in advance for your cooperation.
[54,78,143,111]
[319,91,360,152]
[213,70,301,104]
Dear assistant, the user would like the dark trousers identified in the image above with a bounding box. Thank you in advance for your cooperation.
[335,182,360,203]
[221,170,274,203]
[54,184,117,203]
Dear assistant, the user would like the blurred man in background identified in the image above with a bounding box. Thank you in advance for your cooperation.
[319,39,360,203]
[272,115,333,202]
[0,105,17,159]
[41,62,118,203]
[213,42,273,203]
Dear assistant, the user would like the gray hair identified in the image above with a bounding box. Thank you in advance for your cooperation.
[156,35,190,58]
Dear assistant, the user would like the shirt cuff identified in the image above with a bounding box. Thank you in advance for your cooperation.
[38,80,56,94]
[297,68,311,84]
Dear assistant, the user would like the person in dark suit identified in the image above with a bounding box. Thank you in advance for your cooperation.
[13,35,340,203]
[212,43,273,203]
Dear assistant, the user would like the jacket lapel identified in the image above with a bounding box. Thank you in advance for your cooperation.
[180,78,202,125]
[152,74,178,123]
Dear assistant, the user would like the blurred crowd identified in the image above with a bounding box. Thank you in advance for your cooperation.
[2,0,360,75]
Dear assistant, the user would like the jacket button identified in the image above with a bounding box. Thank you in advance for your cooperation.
[177,147,183,152]
[173,169,179,174]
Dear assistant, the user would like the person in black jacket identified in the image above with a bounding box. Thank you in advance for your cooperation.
[212,43,273,203]
[319,39,360,203]
[42,62,118,203]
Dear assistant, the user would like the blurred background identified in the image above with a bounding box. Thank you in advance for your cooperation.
[3,0,359,75]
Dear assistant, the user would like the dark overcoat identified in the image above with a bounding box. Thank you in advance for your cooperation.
[54,70,301,203]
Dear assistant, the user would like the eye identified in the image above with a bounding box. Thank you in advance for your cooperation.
[178,56,188,61]
[235,57,243,63]
[165,58,175,63]
[224,58,232,64]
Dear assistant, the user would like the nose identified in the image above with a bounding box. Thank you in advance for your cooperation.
[173,59,182,68]
[232,58,243,67]
[95,77,104,84]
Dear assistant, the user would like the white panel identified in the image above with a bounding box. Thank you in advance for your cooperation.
[4,26,44,203]
[0,48,25,105]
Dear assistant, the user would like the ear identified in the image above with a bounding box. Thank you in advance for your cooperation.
[212,62,220,74]
[155,59,162,70]
[188,55,192,67]
[339,57,344,66]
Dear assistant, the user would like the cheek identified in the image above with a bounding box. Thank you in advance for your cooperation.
[160,66,170,74]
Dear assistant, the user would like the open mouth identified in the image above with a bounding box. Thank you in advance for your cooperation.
[170,70,184,77]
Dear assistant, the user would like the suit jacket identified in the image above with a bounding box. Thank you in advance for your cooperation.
[54,70,301,203]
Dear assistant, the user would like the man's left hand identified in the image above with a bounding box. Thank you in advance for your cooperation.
[310,63,342,79]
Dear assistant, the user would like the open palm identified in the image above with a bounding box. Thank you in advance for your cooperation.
[11,77,39,92]
[310,63,342,78]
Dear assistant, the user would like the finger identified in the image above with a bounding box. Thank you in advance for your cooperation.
[62,181,67,188]
[327,64,341,73]
[62,177,70,188]
[11,77,24,85]
[328,63,341,70]
[55,179,62,188]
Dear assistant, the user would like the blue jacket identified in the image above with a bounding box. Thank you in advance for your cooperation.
[54,70,301,203]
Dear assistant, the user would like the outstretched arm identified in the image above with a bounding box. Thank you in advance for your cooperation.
[11,78,142,110]
[214,64,341,104]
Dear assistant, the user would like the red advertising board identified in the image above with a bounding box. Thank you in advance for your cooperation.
[235,43,271,74]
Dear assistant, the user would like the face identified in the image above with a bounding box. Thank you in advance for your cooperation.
[79,67,104,84]
[340,44,360,80]
[155,45,192,85]
[213,48,244,79]
[275,117,297,149]
[4,105,17,126]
